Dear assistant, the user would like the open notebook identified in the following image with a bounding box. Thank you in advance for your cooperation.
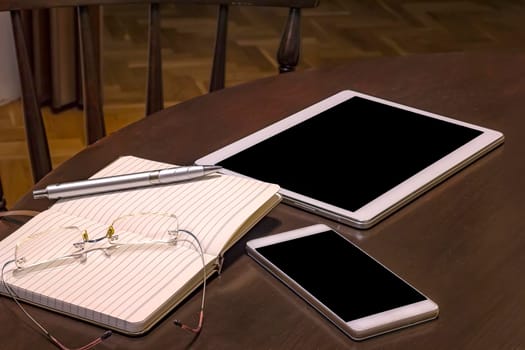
[0,156,281,334]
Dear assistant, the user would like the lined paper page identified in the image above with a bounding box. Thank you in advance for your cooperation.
[52,156,280,256]
[0,155,280,333]
[0,210,216,333]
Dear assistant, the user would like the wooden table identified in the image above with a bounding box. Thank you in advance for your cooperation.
[2,52,524,349]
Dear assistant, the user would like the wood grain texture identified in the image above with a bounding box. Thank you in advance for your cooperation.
[2,0,525,208]
[1,51,524,349]
[0,0,312,207]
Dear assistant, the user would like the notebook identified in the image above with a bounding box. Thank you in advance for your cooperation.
[196,90,504,229]
[0,156,281,334]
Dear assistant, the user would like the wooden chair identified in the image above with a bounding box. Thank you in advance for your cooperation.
[0,177,6,211]
[0,0,320,190]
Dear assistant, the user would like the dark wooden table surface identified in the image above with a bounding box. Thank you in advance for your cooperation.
[2,52,524,349]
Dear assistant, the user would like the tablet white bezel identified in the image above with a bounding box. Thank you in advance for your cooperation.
[246,224,439,340]
[196,90,504,228]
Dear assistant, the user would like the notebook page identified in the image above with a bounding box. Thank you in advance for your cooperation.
[0,210,216,334]
[51,156,280,256]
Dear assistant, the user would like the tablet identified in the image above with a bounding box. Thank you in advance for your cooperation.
[196,90,504,229]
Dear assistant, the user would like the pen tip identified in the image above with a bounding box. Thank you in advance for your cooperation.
[205,165,222,171]
[33,189,48,199]
[202,165,222,175]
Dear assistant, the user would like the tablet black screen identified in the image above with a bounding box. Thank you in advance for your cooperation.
[218,96,482,211]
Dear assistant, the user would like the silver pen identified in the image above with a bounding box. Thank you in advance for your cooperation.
[33,165,222,199]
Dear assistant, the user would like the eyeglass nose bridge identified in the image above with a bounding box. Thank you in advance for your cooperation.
[73,226,121,251]
[15,256,27,266]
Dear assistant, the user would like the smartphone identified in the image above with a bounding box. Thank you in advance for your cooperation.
[246,224,439,340]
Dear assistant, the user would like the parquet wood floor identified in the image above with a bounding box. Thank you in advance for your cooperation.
[2,0,525,207]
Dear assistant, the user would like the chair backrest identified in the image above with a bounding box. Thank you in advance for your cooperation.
[0,0,320,185]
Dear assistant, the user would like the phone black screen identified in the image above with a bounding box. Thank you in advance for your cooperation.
[219,96,482,211]
[255,229,426,322]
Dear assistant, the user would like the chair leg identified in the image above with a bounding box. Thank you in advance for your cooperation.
[11,10,53,182]
[277,7,301,73]
[77,5,106,144]
[209,4,228,92]
[0,177,7,211]
[146,2,164,115]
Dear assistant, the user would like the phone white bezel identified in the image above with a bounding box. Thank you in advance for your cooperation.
[196,90,504,229]
[246,224,439,340]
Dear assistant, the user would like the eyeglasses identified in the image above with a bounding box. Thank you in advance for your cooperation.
[1,212,207,349]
